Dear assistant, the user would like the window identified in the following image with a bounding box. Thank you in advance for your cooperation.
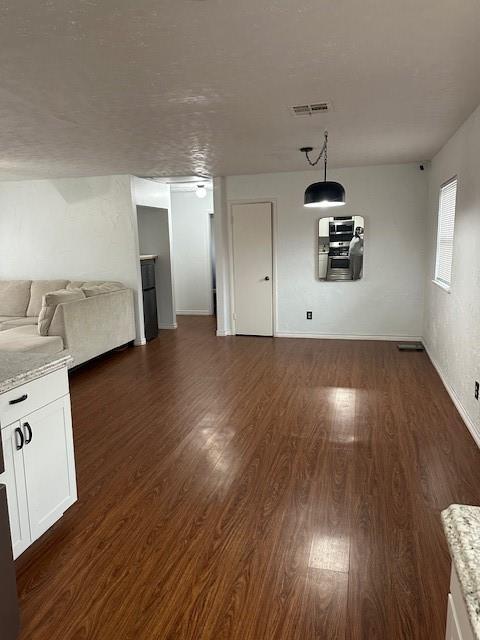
[434,177,457,290]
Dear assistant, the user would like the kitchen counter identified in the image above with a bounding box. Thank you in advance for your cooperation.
[442,504,480,639]
[0,352,72,395]
[140,254,158,261]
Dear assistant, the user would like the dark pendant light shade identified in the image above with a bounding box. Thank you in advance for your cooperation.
[300,133,346,208]
[304,180,346,208]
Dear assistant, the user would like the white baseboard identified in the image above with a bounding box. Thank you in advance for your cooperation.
[176,310,212,316]
[159,323,177,329]
[274,331,423,342]
[216,330,422,341]
[423,341,480,449]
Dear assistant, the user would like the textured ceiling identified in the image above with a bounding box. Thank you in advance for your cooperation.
[1,0,480,180]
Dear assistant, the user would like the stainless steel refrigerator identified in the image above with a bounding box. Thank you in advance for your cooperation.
[0,436,20,639]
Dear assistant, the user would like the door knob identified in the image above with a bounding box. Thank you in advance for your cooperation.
[264,276,270,281]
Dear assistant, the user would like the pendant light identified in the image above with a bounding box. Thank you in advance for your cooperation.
[301,131,346,208]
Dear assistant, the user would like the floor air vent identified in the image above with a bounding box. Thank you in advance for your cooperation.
[397,343,425,352]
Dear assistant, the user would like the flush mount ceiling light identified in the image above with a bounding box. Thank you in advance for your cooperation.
[300,131,346,208]
[195,184,207,199]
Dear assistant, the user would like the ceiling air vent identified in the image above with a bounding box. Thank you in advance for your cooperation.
[289,101,331,117]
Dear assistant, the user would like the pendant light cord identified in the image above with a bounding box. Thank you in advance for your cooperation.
[302,131,329,182]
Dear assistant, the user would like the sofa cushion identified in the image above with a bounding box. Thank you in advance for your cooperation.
[0,281,32,317]
[38,288,86,336]
[27,280,68,317]
[66,281,85,290]
[67,281,125,292]
[0,316,38,331]
[0,325,64,355]
[82,282,125,297]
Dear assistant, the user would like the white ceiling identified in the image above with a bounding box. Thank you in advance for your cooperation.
[1,0,480,180]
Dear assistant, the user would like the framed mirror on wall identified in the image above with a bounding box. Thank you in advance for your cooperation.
[318,216,365,281]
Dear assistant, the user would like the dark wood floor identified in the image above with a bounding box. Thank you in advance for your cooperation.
[15,317,480,639]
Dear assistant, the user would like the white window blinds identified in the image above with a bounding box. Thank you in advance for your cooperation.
[434,178,457,288]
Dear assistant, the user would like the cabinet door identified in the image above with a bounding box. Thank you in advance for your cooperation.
[446,594,462,640]
[0,422,31,559]
[141,260,156,289]
[448,567,475,640]
[21,396,77,542]
[318,217,330,237]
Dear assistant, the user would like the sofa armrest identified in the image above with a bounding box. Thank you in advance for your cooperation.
[48,289,136,366]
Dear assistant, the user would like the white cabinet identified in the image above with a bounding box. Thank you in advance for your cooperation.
[21,396,76,541]
[0,367,77,559]
[353,215,364,229]
[318,216,330,237]
[447,595,463,640]
[445,566,475,640]
[318,253,329,279]
[1,423,30,558]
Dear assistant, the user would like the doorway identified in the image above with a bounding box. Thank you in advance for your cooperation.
[170,181,215,318]
[136,205,176,332]
[231,202,273,336]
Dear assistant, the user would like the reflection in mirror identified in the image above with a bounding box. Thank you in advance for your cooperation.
[318,216,365,281]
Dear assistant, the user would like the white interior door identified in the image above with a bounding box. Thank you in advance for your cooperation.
[232,202,273,336]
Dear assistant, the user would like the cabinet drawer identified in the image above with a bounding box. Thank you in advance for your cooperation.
[0,367,68,428]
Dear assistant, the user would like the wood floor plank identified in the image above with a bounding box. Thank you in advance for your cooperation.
[14,317,480,639]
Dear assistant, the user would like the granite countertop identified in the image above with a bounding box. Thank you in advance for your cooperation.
[0,352,72,395]
[442,504,480,639]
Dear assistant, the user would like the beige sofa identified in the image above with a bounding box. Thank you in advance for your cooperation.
[0,280,136,367]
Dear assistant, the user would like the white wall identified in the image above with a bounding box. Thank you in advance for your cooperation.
[217,164,427,338]
[137,206,176,328]
[213,177,232,335]
[170,189,214,315]
[0,175,145,342]
[424,103,480,444]
[132,176,171,210]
